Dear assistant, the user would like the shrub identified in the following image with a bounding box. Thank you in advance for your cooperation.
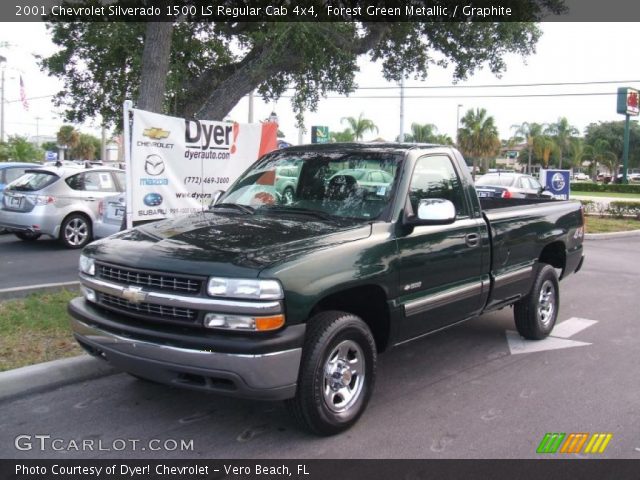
[570,182,640,194]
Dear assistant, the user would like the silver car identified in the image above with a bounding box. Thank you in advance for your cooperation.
[94,193,126,239]
[0,165,125,248]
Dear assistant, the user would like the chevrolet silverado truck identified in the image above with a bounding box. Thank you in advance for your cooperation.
[69,144,584,435]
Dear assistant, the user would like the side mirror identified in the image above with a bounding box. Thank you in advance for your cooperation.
[208,190,225,209]
[404,198,456,226]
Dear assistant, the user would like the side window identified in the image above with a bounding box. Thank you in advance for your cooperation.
[66,172,117,192]
[370,171,384,183]
[529,177,542,190]
[517,177,528,189]
[409,155,468,218]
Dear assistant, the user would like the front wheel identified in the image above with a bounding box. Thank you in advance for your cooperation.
[286,311,376,436]
[514,264,559,339]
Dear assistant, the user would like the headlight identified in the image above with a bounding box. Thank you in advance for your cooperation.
[207,277,283,300]
[79,255,95,276]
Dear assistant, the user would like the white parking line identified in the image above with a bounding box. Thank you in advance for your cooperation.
[0,281,79,295]
[506,317,598,355]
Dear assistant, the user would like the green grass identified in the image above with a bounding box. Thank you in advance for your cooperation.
[572,191,640,200]
[585,216,640,234]
[0,289,82,371]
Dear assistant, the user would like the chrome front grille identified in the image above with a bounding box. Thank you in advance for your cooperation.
[99,292,198,323]
[96,264,202,294]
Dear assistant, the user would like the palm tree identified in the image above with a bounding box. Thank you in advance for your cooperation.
[56,125,79,161]
[547,117,578,169]
[533,134,557,168]
[458,108,500,178]
[341,113,378,141]
[568,137,588,171]
[584,139,618,181]
[330,128,355,142]
[407,123,437,143]
[510,122,545,174]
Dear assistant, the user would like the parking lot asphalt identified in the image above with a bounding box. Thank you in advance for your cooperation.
[0,237,639,459]
[0,234,81,290]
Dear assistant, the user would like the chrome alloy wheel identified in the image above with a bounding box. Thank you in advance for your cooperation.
[537,279,556,327]
[65,217,89,246]
[323,340,365,413]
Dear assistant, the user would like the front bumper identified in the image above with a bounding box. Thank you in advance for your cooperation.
[68,297,304,400]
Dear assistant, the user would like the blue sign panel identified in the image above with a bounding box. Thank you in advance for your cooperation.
[544,170,571,200]
[45,151,58,161]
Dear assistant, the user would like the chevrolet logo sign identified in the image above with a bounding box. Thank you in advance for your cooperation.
[121,286,147,304]
[143,127,170,140]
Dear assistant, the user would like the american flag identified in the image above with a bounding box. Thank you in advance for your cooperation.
[20,75,29,111]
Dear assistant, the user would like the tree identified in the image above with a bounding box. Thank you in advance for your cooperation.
[547,117,578,169]
[70,133,101,160]
[567,137,588,170]
[533,134,557,168]
[330,129,355,142]
[42,5,566,128]
[41,141,58,152]
[2,136,43,162]
[583,140,618,180]
[458,108,500,177]
[341,113,378,141]
[585,120,640,169]
[511,122,545,173]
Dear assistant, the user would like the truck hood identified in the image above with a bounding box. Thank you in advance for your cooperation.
[85,212,371,277]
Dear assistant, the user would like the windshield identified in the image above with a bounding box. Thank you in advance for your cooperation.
[219,150,403,220]
[476,174,516,187]
[6,171,59,192]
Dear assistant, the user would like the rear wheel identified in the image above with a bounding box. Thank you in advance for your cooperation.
[286,311,376,435]
[514,264,559,339]
[15,231,41,241]
[60,214,92,249]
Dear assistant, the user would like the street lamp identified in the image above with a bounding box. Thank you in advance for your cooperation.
[0,55,6,143]
[456,104,463,147]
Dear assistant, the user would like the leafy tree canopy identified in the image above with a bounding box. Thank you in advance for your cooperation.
[42,1,565,129]
[0,136,44,162]
[584,120,640,168]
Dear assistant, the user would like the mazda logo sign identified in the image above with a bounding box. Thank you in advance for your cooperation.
[144,154,165,176]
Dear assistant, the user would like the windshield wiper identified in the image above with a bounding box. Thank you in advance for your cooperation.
[258,205,340,223]
[211,203,255,214]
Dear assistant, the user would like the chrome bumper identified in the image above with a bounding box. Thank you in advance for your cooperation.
[69,301,302,400]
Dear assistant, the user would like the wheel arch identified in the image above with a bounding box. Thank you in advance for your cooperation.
[538,241,566,278]
[308,284,391,353]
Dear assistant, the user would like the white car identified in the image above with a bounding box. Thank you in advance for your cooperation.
[94,193,126,239]
[573,173,590,181]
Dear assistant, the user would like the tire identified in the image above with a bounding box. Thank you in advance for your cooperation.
[514,264,559,340]
[60,213,92,249]
[286,310,376,436]
[15,231,41,241]
[282,187,295,205]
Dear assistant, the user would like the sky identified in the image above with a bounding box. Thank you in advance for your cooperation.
[0,22,638,145]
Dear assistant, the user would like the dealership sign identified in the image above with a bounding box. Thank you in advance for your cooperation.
[125,108,277,224]
[616,87,639,116]
[539,169,571,200]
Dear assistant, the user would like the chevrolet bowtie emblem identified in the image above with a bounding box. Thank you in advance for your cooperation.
[143,127,170,140]
[122,286,147,304]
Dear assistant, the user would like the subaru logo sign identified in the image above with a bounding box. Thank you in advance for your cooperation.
[143,192,163,207]
[551,173,566,192]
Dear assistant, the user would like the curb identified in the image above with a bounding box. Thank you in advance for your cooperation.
[0,354,116,403]
[0,281,80,301]
[585,229,640,240]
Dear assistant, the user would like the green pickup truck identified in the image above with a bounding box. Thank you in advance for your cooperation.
[69,144,584,435]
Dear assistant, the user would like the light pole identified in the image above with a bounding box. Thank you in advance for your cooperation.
[456,104,463,147]
[0,55,6,143]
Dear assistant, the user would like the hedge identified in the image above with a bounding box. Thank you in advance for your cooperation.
[579,199,640,218]
[570,182,640,194]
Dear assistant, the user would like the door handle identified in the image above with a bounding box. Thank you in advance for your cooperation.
[465,233,480,248]
[86,197,96,202]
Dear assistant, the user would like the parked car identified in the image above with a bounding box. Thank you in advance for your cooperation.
[328,168,394,194]
[274,165,300,204]
[573,172,590,181]
[69,144,584,435]
[475,172,554,199]
[0,165,125,248]
[94,193,126,239]
[0,162,40,205]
